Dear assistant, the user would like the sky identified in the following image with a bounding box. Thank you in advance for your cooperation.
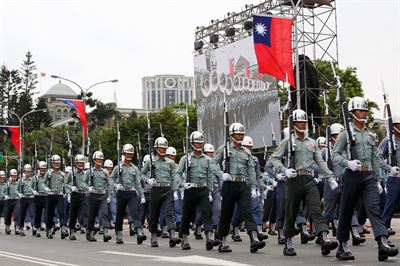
[0,0,399,119]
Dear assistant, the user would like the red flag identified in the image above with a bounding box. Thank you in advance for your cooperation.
[0,126,21,156]
[59,99,87,137]
[229,59,235,77]
[253,14,295,87]
[40,72,46,77]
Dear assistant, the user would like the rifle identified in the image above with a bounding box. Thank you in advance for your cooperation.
[19,158,24,194]
[286,77,295,169]
[160,123,164,138]
[271,122,276,148]
[310,113,316,139]
[331,61,357,160]
[382,83,398,167]
[184,105,190,182]
[278,97,285,140]
[34,142,39,191]
[146,114,155,179]
[116,121,123,184]
[262,137,267,161]
[47,135,53,169]
[137,133,142,171]
[323,91,333,170]
[87,136,94,187]
[222,90,230,173]
[67,131,76,187]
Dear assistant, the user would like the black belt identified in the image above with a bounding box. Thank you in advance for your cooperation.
[191,183,206,188]
[48,191,63,195]
[297,169,314,176]
[360,165,372,172]
[231,177,246,182]
[154,182,170,187]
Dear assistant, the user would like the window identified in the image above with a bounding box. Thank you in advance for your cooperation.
[63,109,68,119]
[56,109,62,120]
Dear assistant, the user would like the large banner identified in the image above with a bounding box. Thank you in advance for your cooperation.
[194,36,280,149]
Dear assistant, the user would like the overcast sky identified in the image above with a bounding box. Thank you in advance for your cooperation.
[0,0,399,119]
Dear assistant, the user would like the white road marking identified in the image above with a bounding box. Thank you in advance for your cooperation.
[100,250,253,266]
[0,251,81,266]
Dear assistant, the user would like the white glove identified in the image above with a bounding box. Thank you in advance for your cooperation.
[377,182,383,194]
[276,173,286,181]
[222,173,232,181]
[347,160,362,172]
[209,195,213,202]
[266,185,274,191]
[251,189,257,199]
[32,190,38,196]
[256,190,261,197]
[173,191,178,201]
[390,166,400,176]
[141,197,146,204]
[107,197,111,204]
[272,181,278,187]
[285,168,297,179]
[5,195,10,200]
[44,187,50,192]
[88,186,95,193]
[328,178,339,190]
[147,178,157,186]
[19,193,25,199]
[67,195,71,203]
[115,184,124,191]
[314,178,321,184]
[71,186,77,192]
[183,183,193,190]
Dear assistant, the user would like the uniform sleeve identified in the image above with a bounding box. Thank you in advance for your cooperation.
[378,138,392,172]
[265,157,276,178]
[65,172,72,194]
[134,167,143,198]
[332,132,349,168]
[110,165,119,182]
[246,153,257,190]
[212,146,224,177]
[170,161,178,191]
[43,171,50,190]
[371,135,382,181]
[313,144,333,178]
[140,160,150,181]
[104,171,114,198]
[174,156,185,188]
[207,158,214,193]
[270,138,289,174]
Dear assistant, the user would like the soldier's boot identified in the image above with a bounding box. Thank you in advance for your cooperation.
[80,226,86,234]
[336,241,355,260]
[268,223,277,235]
[156,227,162,237]
[181,234,191,250]
[136,228,147,245]
[103,228,112,242]
[15,225,20,235]
[169,229,181,247]
[46,229,53,239]
[205,231,219,250]
[388,228,396,236]
[351,226,365,246]
[218,236,232,253]
[257,225,268,241]
[25,223,31,231]
[5,225,11,235]
[129,223,136,236]
[378,235,399,261]
[387,239,395,248]
[69,229,77,240]
[332,220,338,237]
[320,232,338,256]
[61,225,69,239]
[249,230,266,253]
[116,231,123,244]
[53,223,60,231]
[151,232,158,247]
[161,226,169,238]
[283,237,296,256]
[194,226,203,240]
[231,227,242,242]
[20,228,25,237]
[277,228,286,245]
[35,228,41,237]
[99,226,104,235]
[86,231,97,242]
[32,228,37,236]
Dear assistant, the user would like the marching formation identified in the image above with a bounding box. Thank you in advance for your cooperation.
[0,82,400,263]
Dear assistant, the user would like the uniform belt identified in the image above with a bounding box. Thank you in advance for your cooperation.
[192,182,206,188]
[23,195,34,199]
[297,169,314,176]
[335,176,343,182]
[37,192,47,196]
[360,165,372,172]
[122,187,136,192]
[48,191,63,195]
[91,189,106,194]
[154,182,170,187]
[232,176,246,182]
[9,196,19,200]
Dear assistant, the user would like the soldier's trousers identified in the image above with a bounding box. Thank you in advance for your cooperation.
[19,197,35,228]
[275,181,286,229]
[337,170,387,242]
[34,195,46,228]
[0,200,5,219]
[87,194,110,231]
[218,181,257,237]
[149,187,175,233]
[194,188,222,227]
[284,175,328,238]
[138,192,150,225]
[4,199,20,226]
[46,195,67,229]
[181,187,213,235]
[69,193,87,229]
[160,189,183,226]
[382,176,400,228]
[115,191,141,232]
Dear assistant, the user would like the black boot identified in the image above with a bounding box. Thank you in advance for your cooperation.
[116,231,123,244]
[320,232,338,256]
[69,229,76,240]
[46,229,53,239]
[231,227,242,242]
[218,236,232,253]
[388,228,396,236]
[278,228,286,245]
[336,241,355,260]
[249,231,266,253]
[32,228,37,236]
[136,228,147,245]
[150,232,158,247]
[161,226,169,238]
[205,231,219,250]
[283,237,296,256]
[169,229,181,247]
[129,223,136,236]
[194,226,203,240]
[61,226,69,239]
[20,228,25,237]
[86,231,97,242]
[257,225,268,241]
[351,226,365,246]
[378,236,399,261]
[5,225,11,235]
[103,228,112,242]
[181,234,191,250]
[15,226,20,235]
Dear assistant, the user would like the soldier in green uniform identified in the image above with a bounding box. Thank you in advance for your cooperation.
[65,154,89,240]
[111,144,146,244]
[175,131,219,250]
[0,171,7,229]
[271,109,338,257]
[33,161,48,237]
[18,164,36,236]
[213,122,265,253]
[4,169,20,235]
[43,154,68,239]
[86,151,113,242]
[142,137,181,248]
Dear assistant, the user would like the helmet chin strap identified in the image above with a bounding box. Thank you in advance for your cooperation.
[350,112,368,123]
[191,143,202,152]
[394,127,400,134]
[156,149,166,156]
[231,137,242,145]
[294,125,308,134]
[94,161,103,166]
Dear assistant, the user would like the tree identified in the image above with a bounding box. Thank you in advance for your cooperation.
[31,97,52,129]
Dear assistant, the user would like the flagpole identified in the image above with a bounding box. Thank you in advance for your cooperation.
[291,0,302,109]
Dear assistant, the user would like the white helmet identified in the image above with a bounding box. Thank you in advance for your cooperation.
[154,137,168,148]
[104,159,113,168]
[316,137,326,147]
[229,123,245,135]
[348,97,368,112]
[166,147,177,156]
[75,154,85,163]
[23,164,32,172]
[123,144,134,154]
[9,169,18,176]
[242,136,254,147]
[190,131,204,143]
[283,127,290,139]
[38,161,47,169]
[143,154,151,164]
[204,143,214,153]
[330,123,344,135]
[92,151,104,160]
[392,112,400,124]
[293,109,308,122]
[52,154,61,164]
[0,171,5,177]
[65,166,72,173]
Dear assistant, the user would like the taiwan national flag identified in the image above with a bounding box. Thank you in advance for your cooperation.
[0,126,21,155]
[253,14,295,87]
[59,99,88,137]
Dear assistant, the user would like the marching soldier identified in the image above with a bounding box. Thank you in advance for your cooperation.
[175,131,219,250]
[111,144,146,244]
[213,122,265,253]
[142,137,181,248]
[0,171,7,227]
[65,154,89,240]
[86,151,113,242]
[18,164,36,236]
[33,161,48,237]
[271,109,338,257]
[4,169,20,235]
[43,154,68,239]
[138,155,151,227]
[333,97,398,261]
